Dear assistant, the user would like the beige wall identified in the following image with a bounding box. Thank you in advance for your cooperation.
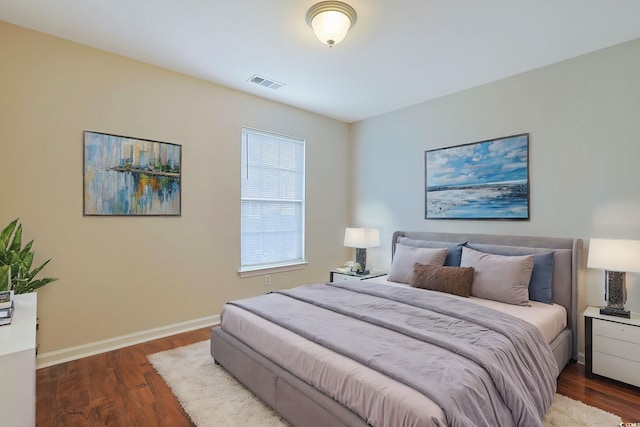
[351,38,640,355]
[0,21,351,355]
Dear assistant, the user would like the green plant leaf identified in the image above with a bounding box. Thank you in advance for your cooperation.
[27,258,51,281]
[20,240,34,256]
[0,218,18,255]
[14,277,57,294]
[21,249,34,271]
[0,219,57,294]
[20,240,34,274]
[0,265,10,292]
[10,250,33,275]
[10,223,22,252]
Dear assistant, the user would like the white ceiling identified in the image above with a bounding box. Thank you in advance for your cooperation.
[2,0,640,123]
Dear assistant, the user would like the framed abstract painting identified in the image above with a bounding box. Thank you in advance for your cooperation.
[83,131,181,216]
[425,133,529,220]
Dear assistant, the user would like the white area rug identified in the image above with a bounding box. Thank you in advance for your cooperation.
[148,340,622,427]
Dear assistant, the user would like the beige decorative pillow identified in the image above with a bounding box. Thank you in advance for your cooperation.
[410,264,474,297]
[460,246,534,306]
[387,244,448,284]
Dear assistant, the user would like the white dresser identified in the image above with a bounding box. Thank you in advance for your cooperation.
[584,306,640,387]
[0,293,37,427]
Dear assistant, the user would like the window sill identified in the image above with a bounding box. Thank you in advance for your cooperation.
[238,261,308,278]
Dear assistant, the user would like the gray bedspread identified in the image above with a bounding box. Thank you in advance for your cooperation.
[228,281,558,427]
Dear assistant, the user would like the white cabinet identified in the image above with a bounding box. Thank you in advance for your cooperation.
[0,293,37,427]
[584,306,640,387]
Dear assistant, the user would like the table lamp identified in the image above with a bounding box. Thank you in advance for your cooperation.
[344,227,380,275]
[587,238,640,318]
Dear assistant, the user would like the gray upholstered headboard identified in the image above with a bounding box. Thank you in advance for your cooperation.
[391,231,583,359]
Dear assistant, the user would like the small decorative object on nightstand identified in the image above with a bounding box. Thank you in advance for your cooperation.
[584,306,640,387]
[329,270,386,283]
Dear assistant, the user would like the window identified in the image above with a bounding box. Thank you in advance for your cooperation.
[240,127,305,273]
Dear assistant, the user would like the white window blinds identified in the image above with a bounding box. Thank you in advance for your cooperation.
[240,128,305,271]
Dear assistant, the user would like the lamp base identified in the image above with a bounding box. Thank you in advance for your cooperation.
[355,248,367,272]
[599,307,631,318]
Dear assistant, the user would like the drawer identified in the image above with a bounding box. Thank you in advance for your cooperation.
[332,273,354,282]
[593,351,640,387]
[593,318,640,345]
[593,335,640,363]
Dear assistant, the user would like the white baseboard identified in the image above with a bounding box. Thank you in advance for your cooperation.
[577,352,585,365]
[36,314,220,369]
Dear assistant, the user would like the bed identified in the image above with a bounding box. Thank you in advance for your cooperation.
[211,231,583,426]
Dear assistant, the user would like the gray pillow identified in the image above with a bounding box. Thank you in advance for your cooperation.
[388,244,448,284]
[460,246,534,306]
[466,243,555,304]
[398,237,466,266]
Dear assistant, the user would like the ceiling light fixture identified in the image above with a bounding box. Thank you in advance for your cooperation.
[306,1,357,47]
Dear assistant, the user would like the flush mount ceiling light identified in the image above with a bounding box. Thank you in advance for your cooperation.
[306,1,357,47]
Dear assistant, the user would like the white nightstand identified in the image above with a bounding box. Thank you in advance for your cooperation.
[584,306,640,387]
[329,270,386,282]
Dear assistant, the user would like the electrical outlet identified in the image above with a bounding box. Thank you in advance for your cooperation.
[264,274,271,286]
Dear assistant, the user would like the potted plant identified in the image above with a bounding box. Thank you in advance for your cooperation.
[0,219,57,293]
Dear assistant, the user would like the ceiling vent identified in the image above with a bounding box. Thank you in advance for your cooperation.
[248,75,285,90]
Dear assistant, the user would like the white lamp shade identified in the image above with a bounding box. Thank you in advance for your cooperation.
[587,238,640,273]
[311,10,352,46]
[344,227,380,248]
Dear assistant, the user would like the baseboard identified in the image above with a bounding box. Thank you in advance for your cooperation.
[577,352,585,365]
[36,314,220,369]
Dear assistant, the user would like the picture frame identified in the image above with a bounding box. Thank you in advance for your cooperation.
[83,131,181,216]
[425,133,529,220]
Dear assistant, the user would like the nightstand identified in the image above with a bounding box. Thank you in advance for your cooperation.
[329,270,386,282]
[584,306,640,387]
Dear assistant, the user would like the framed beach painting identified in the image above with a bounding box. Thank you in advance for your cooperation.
[83,131,181,216]
[425,133,529,220]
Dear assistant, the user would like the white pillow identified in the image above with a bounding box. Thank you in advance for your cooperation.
[388,244,448,284]
[460,246,534,306]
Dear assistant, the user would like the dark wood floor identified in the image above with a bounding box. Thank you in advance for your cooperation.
[36,327,211,427]
[557,362,640,423]
[37,328,640,426]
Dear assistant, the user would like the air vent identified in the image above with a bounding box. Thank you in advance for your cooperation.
[248,75,285,90]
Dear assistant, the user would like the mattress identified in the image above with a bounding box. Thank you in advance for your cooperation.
[220,279,567,427]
